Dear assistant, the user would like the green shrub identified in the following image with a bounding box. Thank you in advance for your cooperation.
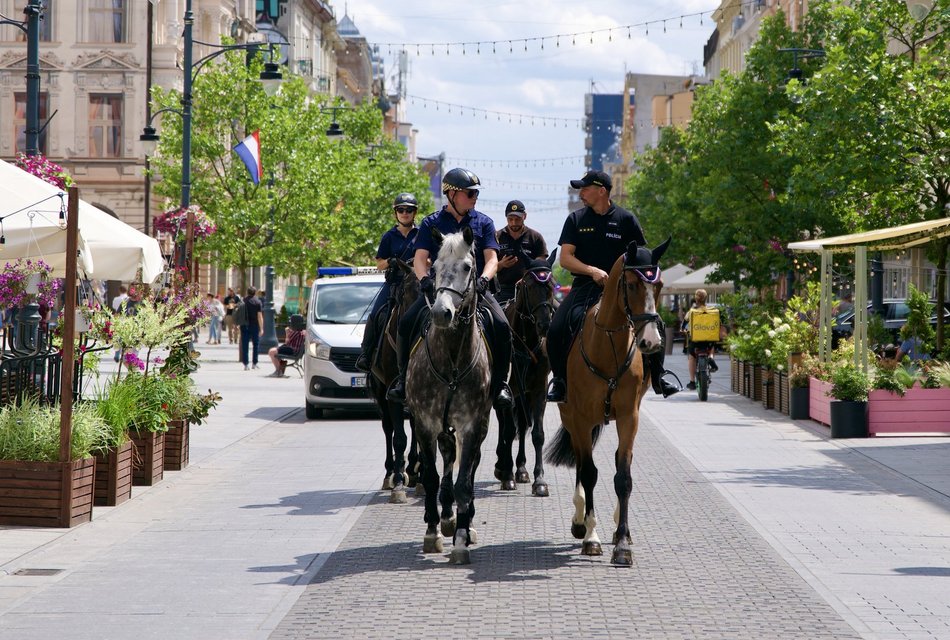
[0,398,110,462]
[829,363,870,402]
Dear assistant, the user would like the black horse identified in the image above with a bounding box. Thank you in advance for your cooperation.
[367,258,421,504]
[494,251,558,496]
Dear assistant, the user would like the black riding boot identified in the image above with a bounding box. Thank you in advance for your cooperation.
[386,329,411,403]
[646,350,679,398]
[492,343,513,410]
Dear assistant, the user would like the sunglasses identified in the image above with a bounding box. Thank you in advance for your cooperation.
[394,206,417,214]
[465,189,479,199]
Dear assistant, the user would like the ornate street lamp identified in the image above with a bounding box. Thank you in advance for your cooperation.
[778,48,826,103]
[139,0,284,282]
[1,0,43,156]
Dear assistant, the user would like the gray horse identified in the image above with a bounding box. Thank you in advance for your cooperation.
[405,226,492,565]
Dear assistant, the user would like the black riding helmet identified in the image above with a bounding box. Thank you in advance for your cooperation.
[441,167,481,193]
[393,192,418,209]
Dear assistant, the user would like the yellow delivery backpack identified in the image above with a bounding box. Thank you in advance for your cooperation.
[688,307,721,343]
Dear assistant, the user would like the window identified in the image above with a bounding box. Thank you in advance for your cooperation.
[11,0,52,42]
[88,94,122,158]
[14,92,49,155]
[82,0,126,43]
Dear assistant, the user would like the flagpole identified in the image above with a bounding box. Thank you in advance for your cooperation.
[259,170,278,351]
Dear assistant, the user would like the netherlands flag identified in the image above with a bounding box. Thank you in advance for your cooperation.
[233,130,263,185]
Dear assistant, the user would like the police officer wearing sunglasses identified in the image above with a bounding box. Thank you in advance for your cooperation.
[388,168,514,410]
[356,192,420,373]
[546,170,679,402]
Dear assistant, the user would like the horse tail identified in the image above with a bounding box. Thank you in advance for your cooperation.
[545,423,604,467]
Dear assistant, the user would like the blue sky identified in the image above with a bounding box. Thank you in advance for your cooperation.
[340,0,714,247]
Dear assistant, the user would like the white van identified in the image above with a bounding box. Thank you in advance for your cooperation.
[303,268,385,419]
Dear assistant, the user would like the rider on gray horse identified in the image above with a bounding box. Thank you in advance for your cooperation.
[388,168,514,410]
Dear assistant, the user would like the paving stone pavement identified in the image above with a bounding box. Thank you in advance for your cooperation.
[270,394,859,639]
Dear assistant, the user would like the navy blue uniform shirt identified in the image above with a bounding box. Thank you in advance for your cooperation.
[375,225,418,262]
[414,207,500,275]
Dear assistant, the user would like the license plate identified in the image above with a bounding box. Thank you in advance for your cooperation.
[351,376,366,388]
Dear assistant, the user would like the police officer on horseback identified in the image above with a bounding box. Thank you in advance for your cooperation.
[387,168,514,410]
[355,192,419,373]
[495,200,548,306]
[546,170,679,402]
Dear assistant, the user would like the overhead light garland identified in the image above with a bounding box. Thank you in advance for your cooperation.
[369,2,767,57]
[444,155,585,168]
[482,178,577,191]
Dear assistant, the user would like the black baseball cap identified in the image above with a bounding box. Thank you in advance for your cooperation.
[505,200,526,218]
[570,170,612,190]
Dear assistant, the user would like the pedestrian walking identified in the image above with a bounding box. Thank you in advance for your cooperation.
[239,287,264,370]
[207,293,224,344]
[223,287,241,344]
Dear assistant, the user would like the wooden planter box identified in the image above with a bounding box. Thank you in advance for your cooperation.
[750,365,764,401]
[0,457,95,527]
[868,387,950,436]
[740,360,751,397]
[94,440,133,507]
[163,419,190,471]
[730,356,739,393]
[809,377,833,426]
[761,369,775,409]
[775,371,790,415]
[130,430,165,486]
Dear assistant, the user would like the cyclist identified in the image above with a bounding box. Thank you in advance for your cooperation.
[684,288,719,390]
[356,193,420,373]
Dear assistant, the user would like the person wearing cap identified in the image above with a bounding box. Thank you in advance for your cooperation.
[387,168,514,410]
[546,169,679,402]
[356,193,421,373]
[495,200,549,305]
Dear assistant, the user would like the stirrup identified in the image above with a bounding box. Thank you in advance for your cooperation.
[387,377,406,402]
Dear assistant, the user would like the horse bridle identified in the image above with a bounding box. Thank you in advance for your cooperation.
[620,263,662,337]
[514,267,556,331]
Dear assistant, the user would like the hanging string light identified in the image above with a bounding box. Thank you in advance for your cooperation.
[444,155,585,168]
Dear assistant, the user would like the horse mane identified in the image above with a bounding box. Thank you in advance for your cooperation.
[439,230,473,261]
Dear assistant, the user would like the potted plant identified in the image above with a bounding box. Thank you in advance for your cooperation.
[93,378,140,506]
[658,305,678,356]
[0,398,107,527]
[789,355,823,419]
[125,372,176,486]
[828,363,870,438]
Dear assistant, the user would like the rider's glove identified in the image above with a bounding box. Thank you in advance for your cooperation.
[420,275,435,297]
[475,277,490,295]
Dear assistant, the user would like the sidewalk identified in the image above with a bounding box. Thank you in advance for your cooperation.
[0,348,947,639]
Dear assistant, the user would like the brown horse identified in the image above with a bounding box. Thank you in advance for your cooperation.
[545,238,669,566]
[494,253,558,496]
[368,258,420,504]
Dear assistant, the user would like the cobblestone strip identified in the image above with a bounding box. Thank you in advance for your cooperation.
[269,410,859,640]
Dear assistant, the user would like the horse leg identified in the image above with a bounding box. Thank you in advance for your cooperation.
[437,430,457,538]
[388,401,408,504]
[578,453,602,556]
[407,414,421,490]
[610,417,636,567]
[379,392,395,490]
[530,393,549,497]
[419,438,442,554]
[493,405,516,491]
[514,397,530,484]
[450,425,484,565]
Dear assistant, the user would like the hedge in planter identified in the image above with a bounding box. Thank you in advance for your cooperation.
[0,400,109,527]
[829,364,870,439]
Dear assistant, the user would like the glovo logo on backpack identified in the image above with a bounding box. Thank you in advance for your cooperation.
[689,309,721,342]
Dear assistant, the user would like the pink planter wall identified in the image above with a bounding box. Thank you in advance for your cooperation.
[868,387,950,436]
[809,377,833,426]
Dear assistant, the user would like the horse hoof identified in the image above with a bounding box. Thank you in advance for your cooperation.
[501,479,516,491]
[493,465,503,481]
[611,547,633,566]
[440,518,456,538]
[515,470,530,484]
[468,528,478,545]
[423,534,443,554]
[532,482,549,497]
[571,522,586,539]
[582,541,603,556]
[415,483,426,497]
[389,489,408,504]
[381,475,394,490]
[449,547,471,565]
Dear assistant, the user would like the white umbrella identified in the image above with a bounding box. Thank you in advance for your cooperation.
[664,263,735,295]
[0,159,164,282]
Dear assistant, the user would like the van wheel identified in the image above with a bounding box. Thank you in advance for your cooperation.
[305,402,324,420]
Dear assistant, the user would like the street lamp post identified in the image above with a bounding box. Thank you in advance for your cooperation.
[141,0,282,283]
[1,0,42,156]
[259,171,278,351]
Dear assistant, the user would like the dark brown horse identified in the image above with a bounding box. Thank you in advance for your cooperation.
[494,252,557,496]
[368,258,420,504]
[545,238,669,566]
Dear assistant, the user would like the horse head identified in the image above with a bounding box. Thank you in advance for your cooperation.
[621,236,671,355]
[387,257,418,310]
[430,226,477,328]
[516,256,557,336]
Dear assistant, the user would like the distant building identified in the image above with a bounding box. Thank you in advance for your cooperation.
[583,92,623,172]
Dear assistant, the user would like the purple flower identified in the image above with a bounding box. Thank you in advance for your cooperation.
[152,357,165,365]
[123,352,146,371]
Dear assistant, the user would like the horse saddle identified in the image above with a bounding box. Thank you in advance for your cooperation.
[409,305,494,366]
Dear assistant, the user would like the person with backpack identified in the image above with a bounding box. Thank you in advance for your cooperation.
[223,287,242,344]
[237,287,263,370]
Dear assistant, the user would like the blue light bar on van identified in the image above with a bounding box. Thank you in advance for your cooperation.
[317,266,378,276]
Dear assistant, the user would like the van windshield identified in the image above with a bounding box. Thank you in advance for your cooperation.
[311,281,382,324]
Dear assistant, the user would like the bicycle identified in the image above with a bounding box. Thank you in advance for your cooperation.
[692,342,717,402]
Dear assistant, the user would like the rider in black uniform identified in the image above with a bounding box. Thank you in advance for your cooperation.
[387,168,513,410]
[494,200,548,306]
[356,193,419,373]
[546,170,679,402]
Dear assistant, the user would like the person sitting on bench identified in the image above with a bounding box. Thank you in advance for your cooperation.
[268,314,306,377]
